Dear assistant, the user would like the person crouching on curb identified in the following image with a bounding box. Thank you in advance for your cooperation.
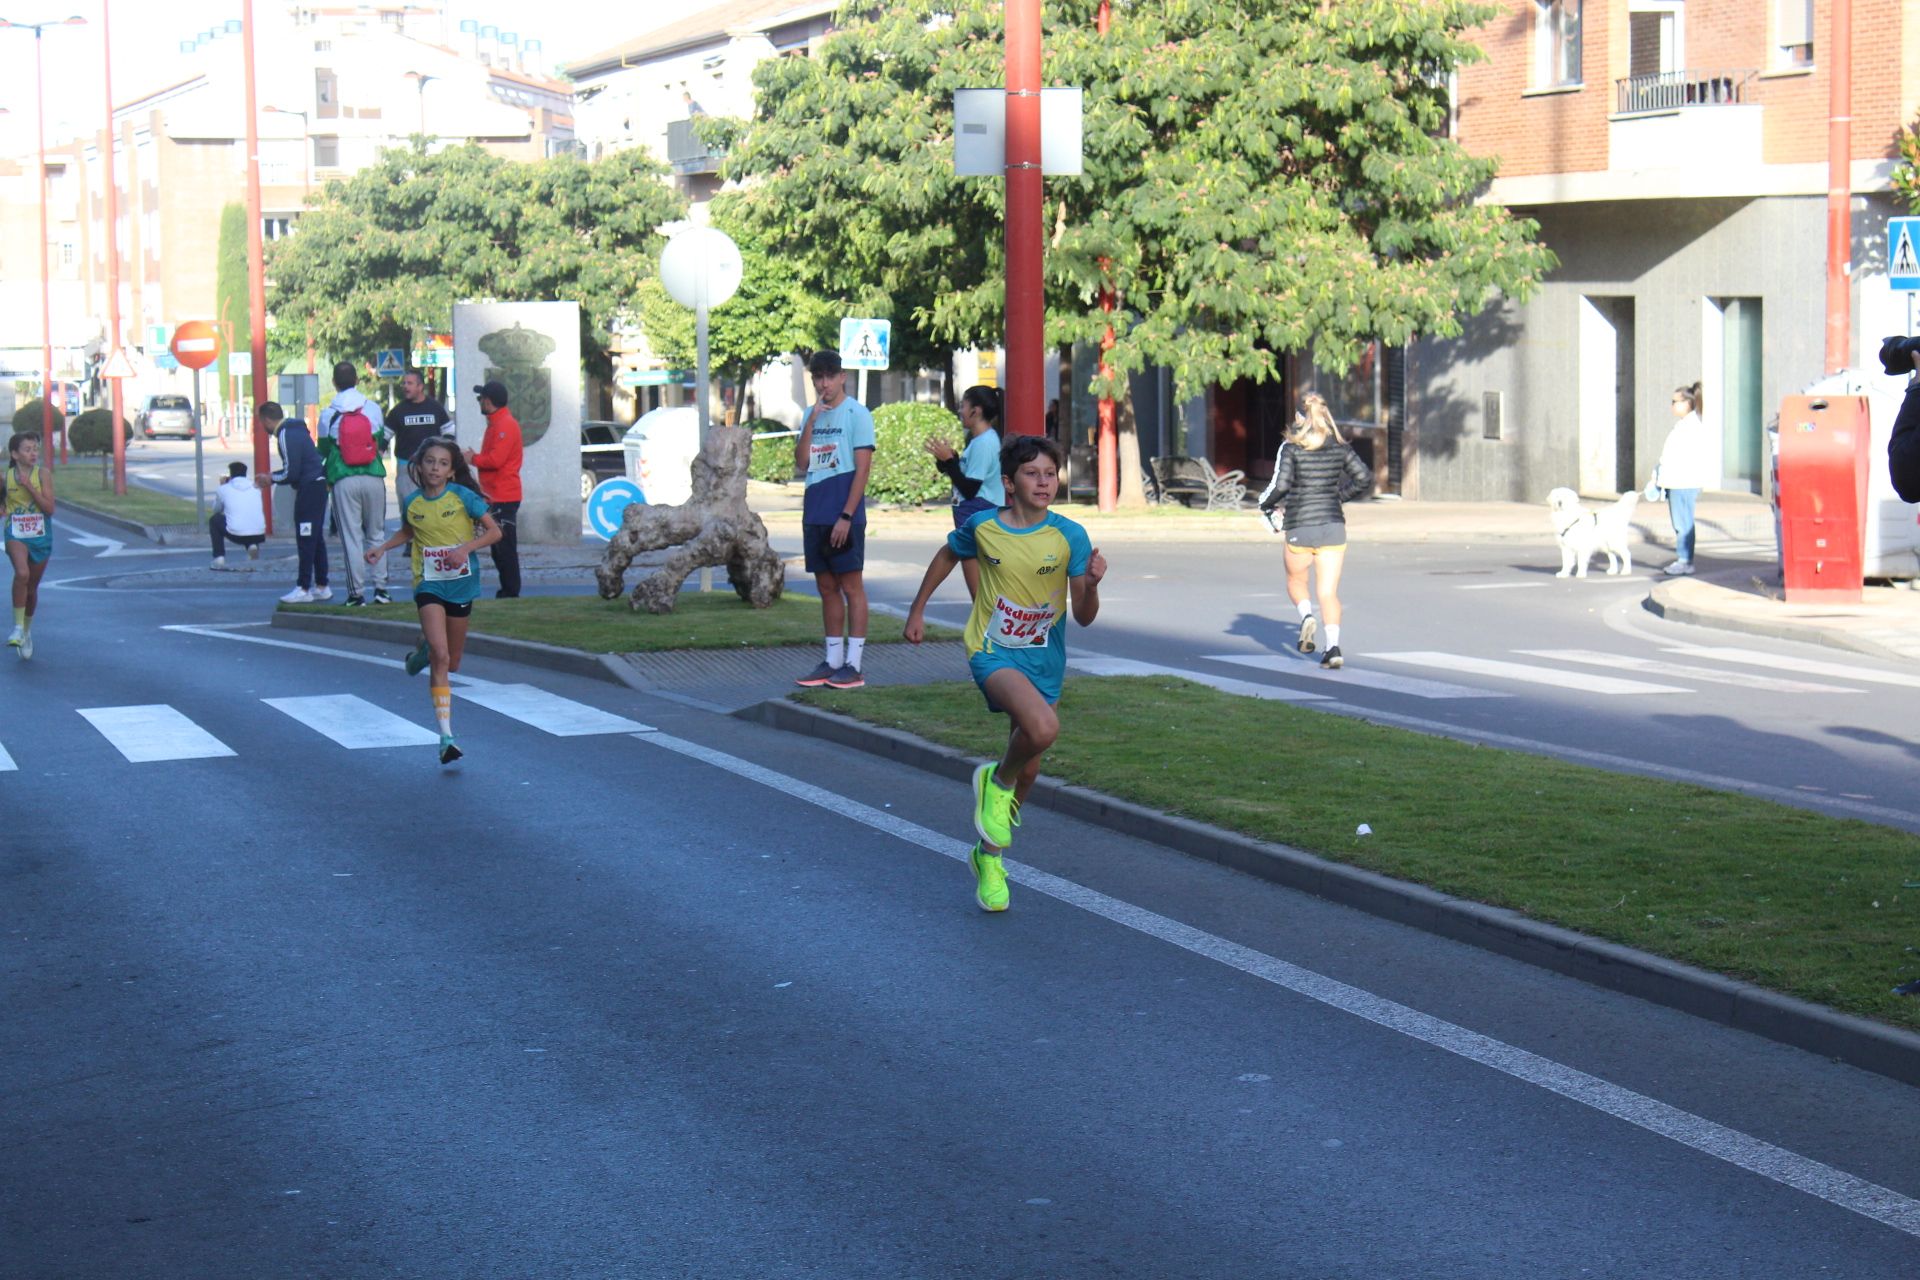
[903,434,1106,913]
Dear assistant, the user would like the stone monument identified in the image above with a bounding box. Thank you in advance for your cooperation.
[596,425,784,614]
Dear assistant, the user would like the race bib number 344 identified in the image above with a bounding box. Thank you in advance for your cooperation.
[989,596,1055,648]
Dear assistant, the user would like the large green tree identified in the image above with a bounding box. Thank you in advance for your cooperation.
[213,202,251,386]
[725,0,1553,417]
[267,142,688,380]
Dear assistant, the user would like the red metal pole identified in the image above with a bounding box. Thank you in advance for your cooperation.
[102,3,127,494]
[1004,0,1043,437]
[1094,0,1116,509]
[34,29,55,457]
[1824,0,1852,373]
[243,0,274,532]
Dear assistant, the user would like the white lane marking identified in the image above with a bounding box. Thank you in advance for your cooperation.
[1066,655,1331,703]
[639,731,1920,1240]
[78,705,236,763]
[1457,581,1549,591]
[0,740,15,771]
[160,624,496,687]
[1665,646,1920,691]
[1203,653,1509,700]
[1371,651,1691,696]
[264,694,441,749]
[1517,649,1863,695]
[454,683,655,736]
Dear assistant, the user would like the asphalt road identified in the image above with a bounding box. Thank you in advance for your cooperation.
[7,513,1920,1276]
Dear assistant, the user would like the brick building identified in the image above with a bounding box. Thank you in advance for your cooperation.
[1400,0,1920,500]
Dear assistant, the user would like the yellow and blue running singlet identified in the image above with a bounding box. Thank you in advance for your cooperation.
[4,465,52,564]
[948,508,1092,705]
[402,482,489,604]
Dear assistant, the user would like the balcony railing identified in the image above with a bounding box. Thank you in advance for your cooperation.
[666,117,719,174]
[1615,68,1756,115]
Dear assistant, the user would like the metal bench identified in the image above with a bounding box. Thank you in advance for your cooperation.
[1149,455,1246,511]
[1067,444,1159,503]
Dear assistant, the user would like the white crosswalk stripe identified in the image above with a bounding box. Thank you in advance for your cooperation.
[1203,653,1510,700]
[264,694,442,749]
[1664,645,1920,690]
[1369,651,1692,695]
[453,683,655,736]
[78,705,237,763]
[1068,655,1331,703]
[0,741,15,772]
[1515,649,1863,694]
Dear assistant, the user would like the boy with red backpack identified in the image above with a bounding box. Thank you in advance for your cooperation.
[318,360,393,606]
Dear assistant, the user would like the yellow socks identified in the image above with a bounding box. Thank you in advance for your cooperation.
[432,686,452,737]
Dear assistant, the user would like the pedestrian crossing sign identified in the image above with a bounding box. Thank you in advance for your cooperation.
[375,348,406,377]
[1891,218,1920,291]
[838,318,891,371]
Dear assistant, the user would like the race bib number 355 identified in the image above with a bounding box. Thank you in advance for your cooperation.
[422,545,471,582]
[9,513,45,539]
[989,596,1055,648]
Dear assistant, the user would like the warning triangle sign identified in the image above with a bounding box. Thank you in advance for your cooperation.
[101,348,136,379]
[1894,226,1920,279]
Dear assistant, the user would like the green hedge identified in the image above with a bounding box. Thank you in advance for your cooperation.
[867,401,962,506]
[745,417,798,484]
[67,409,132,456]
[11,400,65,441]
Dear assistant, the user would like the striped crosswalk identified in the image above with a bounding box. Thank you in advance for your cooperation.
[78,704,239,763]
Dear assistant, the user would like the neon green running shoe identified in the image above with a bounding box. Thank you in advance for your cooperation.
[972,762,1017,849]
[970,843,1009,912]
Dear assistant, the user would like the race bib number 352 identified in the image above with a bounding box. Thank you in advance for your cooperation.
[989,596,1055,648]
[9,512,45,539]
[422,545,471,582]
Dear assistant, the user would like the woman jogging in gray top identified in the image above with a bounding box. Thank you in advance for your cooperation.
[1257,393,1373,670]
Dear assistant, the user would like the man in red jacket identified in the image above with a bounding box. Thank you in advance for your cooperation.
[465,380,523,597]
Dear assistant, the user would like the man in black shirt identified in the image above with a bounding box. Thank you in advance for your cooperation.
[389,368,452,508]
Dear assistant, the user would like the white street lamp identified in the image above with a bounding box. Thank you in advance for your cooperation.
[657,226,741,444]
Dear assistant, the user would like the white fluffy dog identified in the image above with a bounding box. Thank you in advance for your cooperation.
[1548,487,1638,577]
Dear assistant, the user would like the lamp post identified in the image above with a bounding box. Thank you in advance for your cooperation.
[100,0,127,495]
[404,71,439,138]
[263,105,312,195]
[243,0,271,532]
[657,225,743,445]
[0,13,88,456]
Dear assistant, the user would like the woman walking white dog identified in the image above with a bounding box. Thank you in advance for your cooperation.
[1257,394,1373,669]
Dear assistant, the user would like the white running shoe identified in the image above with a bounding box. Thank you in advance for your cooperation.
[211,556,227,570]
[247,544,260,561]
[6,625,20,647]
[279,586,314,604]
[309,585,334,601]
[18,631,31,660]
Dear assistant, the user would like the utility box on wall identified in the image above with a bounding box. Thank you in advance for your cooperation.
[1777,394,1869,603]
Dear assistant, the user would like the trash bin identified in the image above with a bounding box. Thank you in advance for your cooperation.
[622,406,700,506]
[1777,393,1869,603]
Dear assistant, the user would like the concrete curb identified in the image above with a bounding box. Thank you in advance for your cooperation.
[268,609,635,687]
[1646,572,1918,664]
[55,497,198,545]
[743,697,1920,1090]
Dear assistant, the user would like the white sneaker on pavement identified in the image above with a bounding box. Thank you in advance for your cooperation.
[309,585,334,601]
[211,556,227,570]
[279,587,313,603]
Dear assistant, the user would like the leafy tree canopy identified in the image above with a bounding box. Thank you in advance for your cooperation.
[631,194,833,390]
[724,0,1554,398]
[267,142,688,380]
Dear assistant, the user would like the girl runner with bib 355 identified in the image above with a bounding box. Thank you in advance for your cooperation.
[365,438,500,764]
[903,434,1106,913]
[5,431,55,661]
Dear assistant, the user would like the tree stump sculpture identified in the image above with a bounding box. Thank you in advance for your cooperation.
[596,424,785,614]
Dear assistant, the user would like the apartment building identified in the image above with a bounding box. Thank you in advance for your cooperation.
[1402,0,1919,500]
[0,2,573,408]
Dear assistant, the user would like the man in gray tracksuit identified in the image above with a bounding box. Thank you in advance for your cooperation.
[317,360,393,606]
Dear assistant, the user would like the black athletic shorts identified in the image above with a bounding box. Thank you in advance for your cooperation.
[415,591,474,618]
[803,520,866,575]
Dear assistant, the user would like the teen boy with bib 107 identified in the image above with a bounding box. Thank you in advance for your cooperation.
[902,434,1106,912]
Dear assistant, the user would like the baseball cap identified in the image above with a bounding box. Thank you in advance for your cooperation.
[473,380,510,407]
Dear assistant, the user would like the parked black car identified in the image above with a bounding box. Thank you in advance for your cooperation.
[581,420,628,500]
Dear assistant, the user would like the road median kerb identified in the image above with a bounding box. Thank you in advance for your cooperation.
[744,696,1920,1090]
[270,609,635,687]
[56,496,201,546]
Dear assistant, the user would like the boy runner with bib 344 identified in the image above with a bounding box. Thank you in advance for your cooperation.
[902,434,1106,912]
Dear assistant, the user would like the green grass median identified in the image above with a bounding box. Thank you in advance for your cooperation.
[798,675,1920,1031]
[50,461,201,526]
[285,590,959,653]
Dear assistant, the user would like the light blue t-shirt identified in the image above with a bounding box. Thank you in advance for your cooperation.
[958,429,1005,507]
[802,398,876,524]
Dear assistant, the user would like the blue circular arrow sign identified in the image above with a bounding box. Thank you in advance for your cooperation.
[586,477,645,541]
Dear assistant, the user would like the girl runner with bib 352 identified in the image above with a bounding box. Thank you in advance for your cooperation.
[5,431,55,661]
[903,434,1106,913]
[365,438,500,764]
